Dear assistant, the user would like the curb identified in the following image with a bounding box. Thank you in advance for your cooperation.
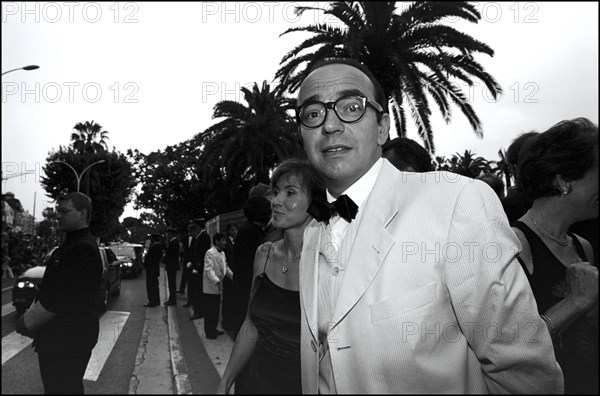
[167,302,192,394]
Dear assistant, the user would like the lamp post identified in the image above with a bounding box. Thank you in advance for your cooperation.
[51,160,106,192]
[1,65,40,76]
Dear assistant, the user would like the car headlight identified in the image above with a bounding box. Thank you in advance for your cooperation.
[16,280,36,289]
[122,262,133,267]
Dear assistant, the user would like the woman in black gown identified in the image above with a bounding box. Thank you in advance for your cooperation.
[217,158,324,394]
[512,118,598,394]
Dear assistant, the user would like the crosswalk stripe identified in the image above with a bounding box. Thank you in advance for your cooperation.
[2,303,16,317]
[1,309,130,383]
[84,310,130,381]
[1,331,33,365]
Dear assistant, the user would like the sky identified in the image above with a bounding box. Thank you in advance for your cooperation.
[2,1,598,222]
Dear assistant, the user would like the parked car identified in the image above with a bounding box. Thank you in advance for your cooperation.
[108,243,144,278]
[12,245,122,315]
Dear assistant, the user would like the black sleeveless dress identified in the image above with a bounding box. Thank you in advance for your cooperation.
[242,245,301,394]
[513,221,598,394]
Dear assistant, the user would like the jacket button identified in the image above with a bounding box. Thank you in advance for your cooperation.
[311,340,317,352]
[332,266,340,276]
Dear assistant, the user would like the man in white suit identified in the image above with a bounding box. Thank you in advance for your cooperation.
[295,58,563,394]
[203,232,233,339]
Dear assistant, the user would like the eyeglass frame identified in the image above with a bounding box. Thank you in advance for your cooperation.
[295,95,385,129]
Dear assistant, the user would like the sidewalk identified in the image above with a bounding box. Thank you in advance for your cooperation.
[129,266,192,394]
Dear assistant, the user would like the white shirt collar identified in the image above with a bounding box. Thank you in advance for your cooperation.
[326,157,384,210]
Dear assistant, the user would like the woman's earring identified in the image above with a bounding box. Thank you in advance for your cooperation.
[562,186,570,195]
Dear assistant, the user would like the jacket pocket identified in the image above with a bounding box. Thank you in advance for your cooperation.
[369,282,437,322]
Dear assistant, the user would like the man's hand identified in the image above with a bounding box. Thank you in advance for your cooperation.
[192,269,198,274]
[16,314,35,339]
[186,262,192,269]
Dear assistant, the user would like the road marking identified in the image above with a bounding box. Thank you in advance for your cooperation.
[1,331,33,365]
[84,310,130,381]
[2,303,16,317]
[1,309,130,382]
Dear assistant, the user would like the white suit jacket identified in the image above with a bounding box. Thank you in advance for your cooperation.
[299,159,563,394]
[203,246,232,295]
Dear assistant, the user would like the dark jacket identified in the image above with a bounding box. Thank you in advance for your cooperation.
[163,237,180,272]
[34,227,102,351]
[144,242,163,277]
[189,231,211,275]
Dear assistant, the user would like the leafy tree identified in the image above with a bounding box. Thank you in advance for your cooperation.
[276,1,501,153]
[41,125,136,242]
[198,81,304,190]
[129,140,208,230]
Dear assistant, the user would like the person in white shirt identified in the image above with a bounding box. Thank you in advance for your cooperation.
[295,58,563,394]
[203,232,233,339]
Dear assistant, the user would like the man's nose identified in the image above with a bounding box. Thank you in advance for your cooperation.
[322,108,344,135]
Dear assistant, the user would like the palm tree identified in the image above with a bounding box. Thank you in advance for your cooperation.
[276,1,502,153]
[70,120,109,155]
[69,120,110,194]
[493,148,513,189]
[449,149,492,178]
[198,81,303,195]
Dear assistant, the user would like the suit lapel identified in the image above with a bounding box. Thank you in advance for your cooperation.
[330,160,399,328]
[300,222,322,343]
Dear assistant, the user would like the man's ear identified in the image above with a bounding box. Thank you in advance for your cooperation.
[377,113,390,146]
[297,126,304,146]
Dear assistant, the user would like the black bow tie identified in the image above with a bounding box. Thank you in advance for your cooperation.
[307,194,358,223]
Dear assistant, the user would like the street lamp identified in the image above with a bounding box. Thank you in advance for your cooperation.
[1,65,40,76]
[50,160,106,192]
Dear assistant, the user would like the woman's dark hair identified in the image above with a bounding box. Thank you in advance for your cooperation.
[517,117,598,199]
[270,158,326,202]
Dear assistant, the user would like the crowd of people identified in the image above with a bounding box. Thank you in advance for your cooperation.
[14,57,598,394]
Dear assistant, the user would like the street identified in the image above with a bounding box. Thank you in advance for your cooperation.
[1,267,235,394]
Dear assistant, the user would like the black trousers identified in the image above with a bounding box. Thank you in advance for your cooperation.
[179,268,189,292]
[145,273,159,305]
[189,273,204,315]
[165,269,178,303]
[203,293,221,336]
[38,346,93,394]
[221,277,235,330]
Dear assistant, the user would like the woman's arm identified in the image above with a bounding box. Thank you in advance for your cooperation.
[216,243,272,394]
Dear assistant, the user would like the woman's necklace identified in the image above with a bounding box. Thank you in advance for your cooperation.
[280,241,295,274]
[527,210,569,246]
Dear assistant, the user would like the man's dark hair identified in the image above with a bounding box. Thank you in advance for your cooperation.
[59,192,93,223]
[305,58,389,120]
[226,223,238,232]
[505,131,539,181]
[243,196,271,225]
[212,232,227,245]
[382,137,434,172]
[476,173,506,199]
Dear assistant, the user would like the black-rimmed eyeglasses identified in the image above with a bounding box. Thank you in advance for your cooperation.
[295,95,384,129]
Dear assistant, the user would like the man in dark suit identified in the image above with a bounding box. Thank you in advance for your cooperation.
[179,223,194,306]
[16,192,103,394]
[186,218,211,320]
[231,195,271,338]
[144,233,163,307]
[163,227,180,306]
[222,223,238,331]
